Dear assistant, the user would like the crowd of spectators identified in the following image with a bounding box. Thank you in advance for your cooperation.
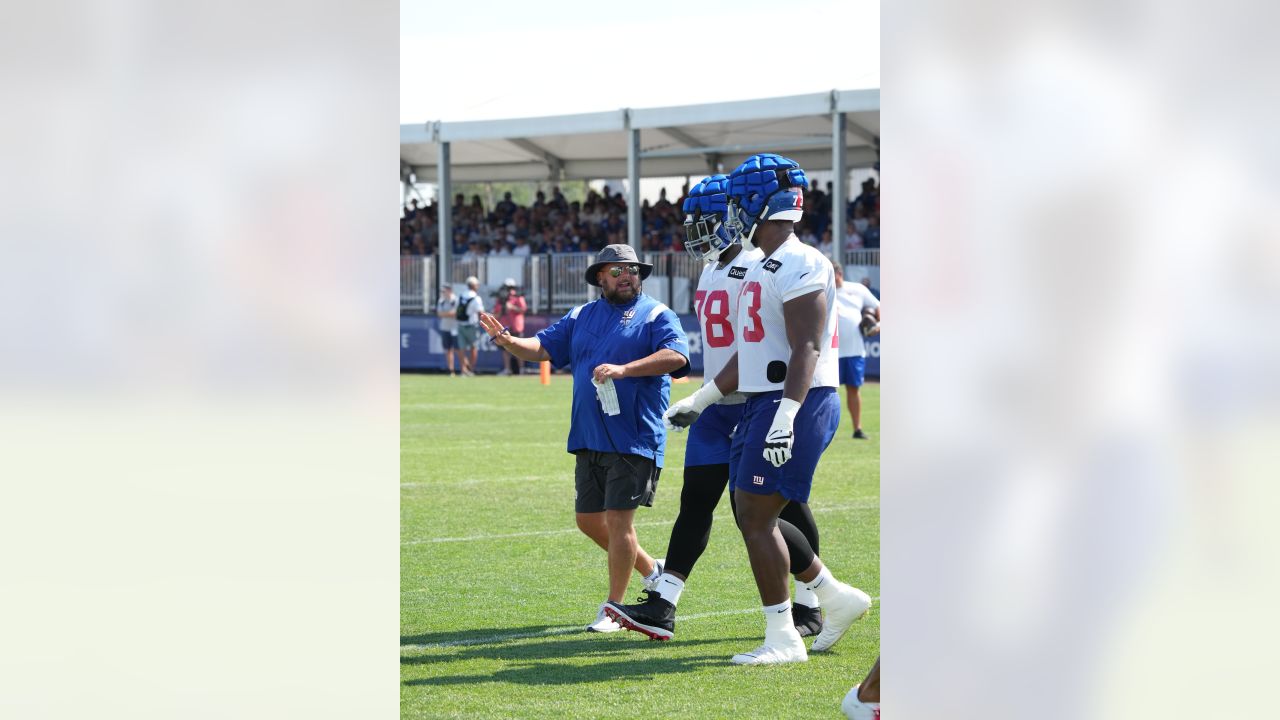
[400,178,879,259]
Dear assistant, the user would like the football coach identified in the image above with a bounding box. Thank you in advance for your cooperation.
[479,244,691,632]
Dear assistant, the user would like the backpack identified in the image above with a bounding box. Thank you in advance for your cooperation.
[455,295,473,321]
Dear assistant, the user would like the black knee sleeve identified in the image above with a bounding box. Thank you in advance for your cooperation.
[778,518,816,575]
[779,501,819,556]
[663,464,729,578]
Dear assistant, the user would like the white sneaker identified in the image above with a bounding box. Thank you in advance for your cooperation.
[811,584,872,652]
[643,558,665,591]
[586,602,622,633]
[842,685,880,720]
[730,629,808,665]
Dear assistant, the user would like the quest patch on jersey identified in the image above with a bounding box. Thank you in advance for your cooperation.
[727,266,748,279]
[763,259,783,273]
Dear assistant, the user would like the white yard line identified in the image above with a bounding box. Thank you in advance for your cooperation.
[677,595,880,622]
[401,474,563,489]
[811,502,879,513]
[673,607,760,621]
[402,502,877,546]
[401,597,878,652]
[402,626,581,650]
[404,515,670,543]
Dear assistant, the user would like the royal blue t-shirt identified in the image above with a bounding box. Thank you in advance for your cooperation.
[537,293,690,467]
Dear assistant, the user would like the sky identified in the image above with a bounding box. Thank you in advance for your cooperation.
[400,0,879,124]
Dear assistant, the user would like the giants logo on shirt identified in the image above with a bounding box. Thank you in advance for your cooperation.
[763,259,782,273]
[620,308,636,326]
[727,266,748,279]
[753,475,765,485]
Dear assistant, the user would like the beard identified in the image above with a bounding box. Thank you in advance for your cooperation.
[602,280,640,304]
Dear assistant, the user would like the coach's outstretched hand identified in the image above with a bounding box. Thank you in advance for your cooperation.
[478,311,511,347]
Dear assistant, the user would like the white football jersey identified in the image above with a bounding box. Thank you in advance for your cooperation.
[836,282,880,358]
[694,247,764,384]
[736,235,840,392]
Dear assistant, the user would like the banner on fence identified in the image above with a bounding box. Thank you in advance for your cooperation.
[401,314,879,378]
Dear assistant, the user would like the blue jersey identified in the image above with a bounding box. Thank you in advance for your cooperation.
[537,293,690,466]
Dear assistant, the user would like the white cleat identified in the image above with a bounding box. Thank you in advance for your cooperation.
[643,558,665,591]
[842,685,880,720]
[811,585,872,652]
[586,602,623,633]
[730,630,808,665]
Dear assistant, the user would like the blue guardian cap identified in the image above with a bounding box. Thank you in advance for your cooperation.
[724,153,808,251]
[681,174,736,262]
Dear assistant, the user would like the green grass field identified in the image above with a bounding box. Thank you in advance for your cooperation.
[402,374,879,719]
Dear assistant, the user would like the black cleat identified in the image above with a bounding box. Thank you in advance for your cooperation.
[853,429,868,439]
[793,603,824,637]
[603,590,676,641]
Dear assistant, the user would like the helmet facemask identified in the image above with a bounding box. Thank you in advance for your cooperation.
[723,199,756,251]
[683,210,737,261]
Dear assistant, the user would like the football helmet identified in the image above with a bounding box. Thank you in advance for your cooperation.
[681,174,736,262]
[724,153,808,251]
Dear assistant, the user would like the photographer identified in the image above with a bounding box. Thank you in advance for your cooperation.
[492,278,527,375]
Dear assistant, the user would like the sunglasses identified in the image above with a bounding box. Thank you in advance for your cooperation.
[607,265,641,278]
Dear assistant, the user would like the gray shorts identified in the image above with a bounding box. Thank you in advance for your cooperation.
[457,324,479,349]
[574,451,661,513]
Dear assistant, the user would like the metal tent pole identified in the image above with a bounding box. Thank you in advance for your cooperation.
[832,109,847,268]
[626,115,640,249]
[437,138,452,290]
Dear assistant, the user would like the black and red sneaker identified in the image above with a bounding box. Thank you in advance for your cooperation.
[604,590,675,641]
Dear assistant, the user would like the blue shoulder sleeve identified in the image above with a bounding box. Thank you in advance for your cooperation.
[536,304,583,369]
[646,303,690,379]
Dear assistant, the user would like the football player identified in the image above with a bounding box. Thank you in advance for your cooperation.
[833,264,880,438]
[605,175,840,641]
[662,154,871,664]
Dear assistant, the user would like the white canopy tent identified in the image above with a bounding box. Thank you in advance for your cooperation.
[399,88,879,281]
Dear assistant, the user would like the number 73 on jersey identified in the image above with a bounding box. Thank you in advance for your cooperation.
[694,283,838,350]
[694,282,764,348]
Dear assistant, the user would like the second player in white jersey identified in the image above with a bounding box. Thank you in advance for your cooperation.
[836,280,879,359]
[695,247,763,383]
[608,174,852,646]
[735,234,840,393]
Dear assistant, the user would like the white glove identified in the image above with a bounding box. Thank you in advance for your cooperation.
[763,398,802,467]
[663,381,724,431]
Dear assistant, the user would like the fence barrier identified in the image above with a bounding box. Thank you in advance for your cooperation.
[400,313,881,378]
[400,249,878,315]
